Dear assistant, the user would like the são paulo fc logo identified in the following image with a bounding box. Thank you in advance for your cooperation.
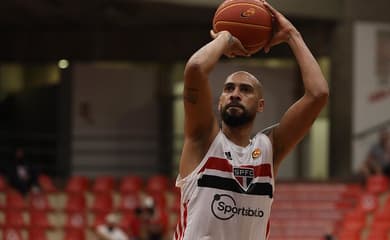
[233,167,254,191]
[211,194,264,220]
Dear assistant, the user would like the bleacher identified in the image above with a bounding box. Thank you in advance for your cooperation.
[332,175,390,240]
[270,175,390,240]
[0,174,178,240]
[0,174,389,240]
[270,181,359,240]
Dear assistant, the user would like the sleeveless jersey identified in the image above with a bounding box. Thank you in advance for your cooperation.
[174,131,274,240]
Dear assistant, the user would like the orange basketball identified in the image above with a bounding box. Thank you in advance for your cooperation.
[212,0,273,54]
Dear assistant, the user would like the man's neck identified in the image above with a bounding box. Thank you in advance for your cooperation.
[222,123,253,147]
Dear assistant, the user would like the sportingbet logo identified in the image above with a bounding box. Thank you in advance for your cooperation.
[211,194,264,220]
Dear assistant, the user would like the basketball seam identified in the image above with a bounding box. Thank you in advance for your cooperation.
[214,3,270,22]
[246,42,266,48]
[214,21,272,30]
[217,2,268,15]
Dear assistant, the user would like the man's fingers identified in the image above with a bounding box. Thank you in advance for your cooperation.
[262,45,273,53]
[234,40,250,56]
[263,2,280,17]
[210,30,217,39]
[263,2,274,11]
[240,48,250,56]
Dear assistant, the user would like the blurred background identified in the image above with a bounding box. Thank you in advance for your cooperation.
[0,0,389,239]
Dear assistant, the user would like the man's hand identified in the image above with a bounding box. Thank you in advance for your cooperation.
[210,30,250,58]
[263,1,299,53]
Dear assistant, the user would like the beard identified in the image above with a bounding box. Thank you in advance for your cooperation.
[220,103,255,127]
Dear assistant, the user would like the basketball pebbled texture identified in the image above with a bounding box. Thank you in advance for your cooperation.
[213,0,274,54]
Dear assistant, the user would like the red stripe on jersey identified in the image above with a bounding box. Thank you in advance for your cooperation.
[174,219,181,239]
[174,228,178,240]
[242,163,272,178]
[266,219,270,239]
[182,202,188,239]
[175,202,183,240]
[175,201,188,240]
[199,157,272,178]
[198,157,232,173]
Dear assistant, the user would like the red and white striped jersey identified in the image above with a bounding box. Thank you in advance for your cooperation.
[174,130,274,240]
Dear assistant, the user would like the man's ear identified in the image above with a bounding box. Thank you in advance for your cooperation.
[257,99,265,113]
[218,98,222,112]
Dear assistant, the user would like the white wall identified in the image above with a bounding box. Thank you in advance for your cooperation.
[71,63,159,178]
[353,22,390,170]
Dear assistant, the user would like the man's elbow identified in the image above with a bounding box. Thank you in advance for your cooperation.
[185,61,202,75]
[184,62,207,82]
[318,88,329,101]
[312,86,329,106]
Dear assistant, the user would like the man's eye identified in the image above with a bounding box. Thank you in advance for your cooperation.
[225,85,234,91]
[241,86,250,92]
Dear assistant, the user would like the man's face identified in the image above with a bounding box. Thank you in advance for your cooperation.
[218,72,264,127]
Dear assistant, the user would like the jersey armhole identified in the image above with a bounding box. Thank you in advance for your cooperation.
[261,123,279,136]
[255,131,275,187]
[176,131,223,188]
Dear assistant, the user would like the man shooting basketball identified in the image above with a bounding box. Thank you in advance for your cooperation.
[174,2,328,240]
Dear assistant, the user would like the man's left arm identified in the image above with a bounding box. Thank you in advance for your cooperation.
[264,3,329,172]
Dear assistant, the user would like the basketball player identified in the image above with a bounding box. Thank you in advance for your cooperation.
[174,2,329,240]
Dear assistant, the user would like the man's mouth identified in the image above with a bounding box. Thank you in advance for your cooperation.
[226,103,244,110]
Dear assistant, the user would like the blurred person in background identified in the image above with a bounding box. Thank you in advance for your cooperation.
[174,2,329,240]
[131,196,167,240]
[95,213,129,240]
[359,128,390,179]
[6,146,40,196]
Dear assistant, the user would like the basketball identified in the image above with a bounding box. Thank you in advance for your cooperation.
[212,0,273,54]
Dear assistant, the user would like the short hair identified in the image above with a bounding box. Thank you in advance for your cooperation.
[226,71,263,96]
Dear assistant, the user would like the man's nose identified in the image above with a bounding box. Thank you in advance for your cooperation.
[230,88,241,100]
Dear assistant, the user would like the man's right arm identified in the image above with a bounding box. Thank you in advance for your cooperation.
[179,31,248,177]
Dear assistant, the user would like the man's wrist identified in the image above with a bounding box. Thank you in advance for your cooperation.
[286,28,301,43]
